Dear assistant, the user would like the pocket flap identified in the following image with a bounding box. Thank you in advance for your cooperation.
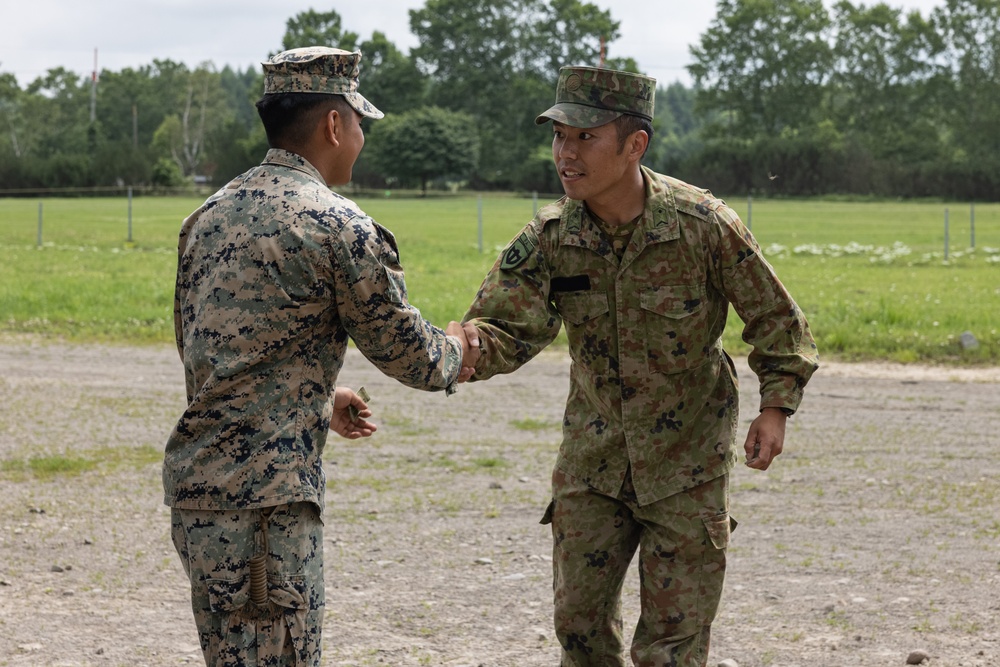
[268,577,308,611]
[206,576,249,613]
[554,291,609,326]
[539,499,555,526]
[640,286,704,319]
[703,513,731,550]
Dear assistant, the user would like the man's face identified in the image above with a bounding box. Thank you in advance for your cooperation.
[551,120,631,203]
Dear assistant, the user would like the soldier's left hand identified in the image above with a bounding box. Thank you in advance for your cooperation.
[743,407,787,470]
[331,387,377,439]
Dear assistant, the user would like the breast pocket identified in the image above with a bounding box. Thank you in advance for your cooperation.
[641,285,709,374]
[553,291,611,375]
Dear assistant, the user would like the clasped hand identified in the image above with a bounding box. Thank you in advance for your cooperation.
[446,321,481,382]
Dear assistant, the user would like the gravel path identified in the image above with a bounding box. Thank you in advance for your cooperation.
[1,338,998,666]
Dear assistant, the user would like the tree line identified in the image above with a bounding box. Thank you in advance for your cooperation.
[0,0,997,199]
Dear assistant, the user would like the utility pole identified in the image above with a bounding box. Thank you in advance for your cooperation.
[90,48,98,123]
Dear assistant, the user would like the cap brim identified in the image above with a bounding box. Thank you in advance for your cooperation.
[344,92,384,120]
[534,103,621,128]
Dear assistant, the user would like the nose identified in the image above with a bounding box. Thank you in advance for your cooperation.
[555,136,576,160]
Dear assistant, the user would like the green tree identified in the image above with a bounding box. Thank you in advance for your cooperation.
[829,2,943,161]
[648,83,704,176]
[534,0,622,73]
[204,65,263,183]
[689,0,834,139]
[932,0,1000,168]
[0,71,24,159]
[282,10,359,52]
[409,0,620,188]
[357,31,426,114]
[144,64,231,178]
[366,106,479,193]
[23,67,92,157]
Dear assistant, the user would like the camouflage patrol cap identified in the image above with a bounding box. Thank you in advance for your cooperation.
[535,66,655,128]
[262,46,384,119]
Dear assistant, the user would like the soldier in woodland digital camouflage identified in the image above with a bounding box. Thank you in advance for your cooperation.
[164,47,478,667]
[462,66,819,666]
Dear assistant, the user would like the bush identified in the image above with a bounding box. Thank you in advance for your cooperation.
[150,158,185,187]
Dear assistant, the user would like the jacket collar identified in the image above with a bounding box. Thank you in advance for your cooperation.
[557,165,681,269]
[261,148,326,184]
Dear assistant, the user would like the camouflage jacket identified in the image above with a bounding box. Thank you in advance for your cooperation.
[464,166,818,505]
[164,149,462,512]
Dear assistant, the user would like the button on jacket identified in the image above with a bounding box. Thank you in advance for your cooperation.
[465,166,818,505]
[165,149,462,512]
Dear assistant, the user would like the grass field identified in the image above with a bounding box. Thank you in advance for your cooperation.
[1,193,998,363]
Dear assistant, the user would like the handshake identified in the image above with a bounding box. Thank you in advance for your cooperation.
[446,320,481,383]
[334,320,481,439]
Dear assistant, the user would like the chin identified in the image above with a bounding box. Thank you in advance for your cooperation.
[560,183,586,200]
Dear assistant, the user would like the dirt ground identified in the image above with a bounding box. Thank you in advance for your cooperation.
[1,337,998,667]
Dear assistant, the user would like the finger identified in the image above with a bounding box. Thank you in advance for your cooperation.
[462,322,480,348]
[342,426,373,439]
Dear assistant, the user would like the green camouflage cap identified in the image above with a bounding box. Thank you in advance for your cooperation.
[535,66,655,128]
[262,46,384,119]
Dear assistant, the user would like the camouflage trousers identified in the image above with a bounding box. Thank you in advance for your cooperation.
[543,469,732,667]
[170,502,325,667]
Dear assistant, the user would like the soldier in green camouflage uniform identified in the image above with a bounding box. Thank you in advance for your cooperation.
[462,67,819,666]
[164,47,478,667]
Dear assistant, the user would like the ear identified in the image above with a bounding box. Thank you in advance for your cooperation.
[322,109,341,148]
[628,130,649,162]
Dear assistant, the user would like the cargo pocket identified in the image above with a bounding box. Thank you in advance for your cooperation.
[206,575,250,614]
[703,512,731,550]
[698,512,731,626]
[264,577,309,666]
[208,574,309,666]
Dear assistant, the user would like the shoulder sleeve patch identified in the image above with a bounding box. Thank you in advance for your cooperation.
[500,231,537,270]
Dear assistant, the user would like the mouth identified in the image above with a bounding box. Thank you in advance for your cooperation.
[560,167,585,181]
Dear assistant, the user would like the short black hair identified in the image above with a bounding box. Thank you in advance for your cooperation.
[255,93,351,149]
[614,114,654,157]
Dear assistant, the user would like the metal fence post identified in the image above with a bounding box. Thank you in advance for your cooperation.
[36,201,43,247]
[477,195,484,254]
[944,208,950,261]
[127,186,134,243]
[970,202,975,249]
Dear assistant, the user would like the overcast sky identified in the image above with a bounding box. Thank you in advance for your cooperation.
[4,0,947,89]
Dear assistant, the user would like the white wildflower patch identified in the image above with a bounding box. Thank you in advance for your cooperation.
[761,240,999,266]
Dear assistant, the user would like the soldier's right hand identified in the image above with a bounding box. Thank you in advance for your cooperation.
[446,321,480,382]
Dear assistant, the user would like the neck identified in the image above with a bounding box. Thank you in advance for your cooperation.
[585,167,646,226]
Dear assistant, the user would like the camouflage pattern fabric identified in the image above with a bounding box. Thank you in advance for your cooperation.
[535,66,655,128]
[262,47,384,119]
[171,502,323,667]
[543,470,730,666]
[464,165,819,506]
[164,148,462,514]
